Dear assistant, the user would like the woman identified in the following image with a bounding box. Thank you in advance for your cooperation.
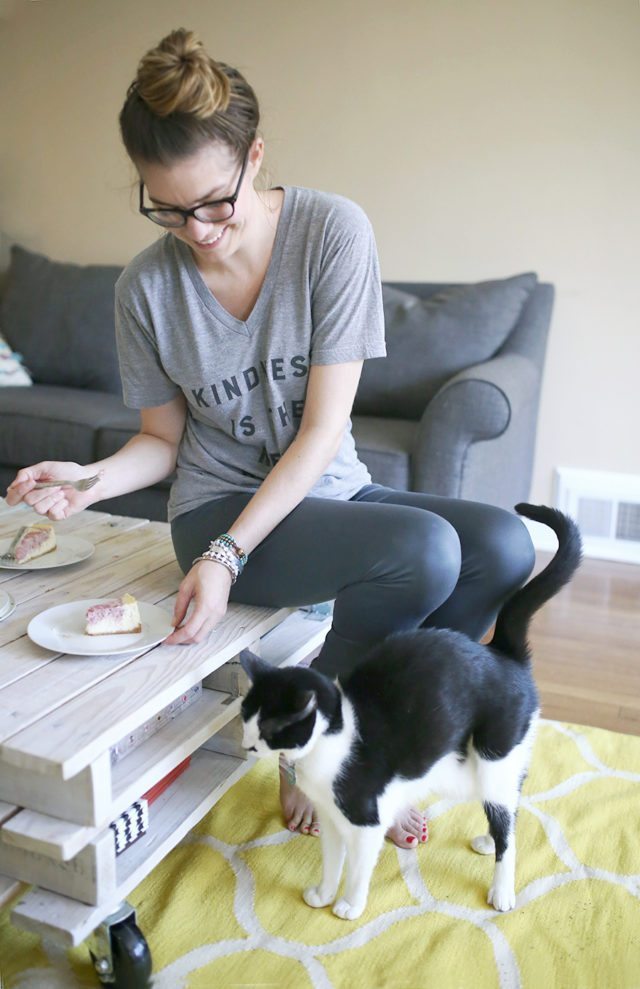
[6,29,534,846]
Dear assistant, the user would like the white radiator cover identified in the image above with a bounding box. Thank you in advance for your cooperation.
[522,468,640,564]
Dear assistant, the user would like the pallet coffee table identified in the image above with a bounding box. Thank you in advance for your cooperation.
[0,499,330,987]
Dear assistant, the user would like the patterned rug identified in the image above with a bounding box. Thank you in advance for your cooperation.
[1,720,639,989]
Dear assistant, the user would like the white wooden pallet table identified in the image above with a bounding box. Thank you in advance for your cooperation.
[0,499,331,987]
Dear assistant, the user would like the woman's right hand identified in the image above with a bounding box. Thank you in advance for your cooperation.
[5,461,102,520]
[166,560,233,646]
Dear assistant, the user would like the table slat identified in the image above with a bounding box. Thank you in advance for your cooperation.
[0,558,183,692]
[0,556,182,742]
[3,605,291,777]
[0,827,115,905]
[0,751,112,826]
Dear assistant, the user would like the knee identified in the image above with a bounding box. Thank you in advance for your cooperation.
[475,507,536,589]
[394,512,462,604]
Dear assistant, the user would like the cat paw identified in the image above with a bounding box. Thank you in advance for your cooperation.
[471,834,496,855]
[332,898,364,921]
[487,882,516,912]
[303,886,335,909]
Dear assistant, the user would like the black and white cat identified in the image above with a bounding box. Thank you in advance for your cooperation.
[240,504,582,920]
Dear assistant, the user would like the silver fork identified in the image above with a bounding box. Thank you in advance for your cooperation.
[33,473,101,492]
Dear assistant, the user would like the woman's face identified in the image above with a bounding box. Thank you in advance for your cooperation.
[138,140,262,262]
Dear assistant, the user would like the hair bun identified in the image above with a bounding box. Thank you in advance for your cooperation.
[136,28,230,119]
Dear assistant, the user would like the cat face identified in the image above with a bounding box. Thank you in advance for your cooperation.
[240,651,321,758]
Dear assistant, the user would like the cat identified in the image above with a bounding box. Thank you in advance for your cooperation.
[240,503,582,920]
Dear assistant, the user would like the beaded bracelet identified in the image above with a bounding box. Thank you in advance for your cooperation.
[192,533,249,583]
[192,543,241,583]
[216,532,248,567]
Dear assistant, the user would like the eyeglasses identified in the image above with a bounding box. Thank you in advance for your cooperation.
[139,152,249,228]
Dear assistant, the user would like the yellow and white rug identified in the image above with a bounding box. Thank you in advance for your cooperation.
[1,720,639,988]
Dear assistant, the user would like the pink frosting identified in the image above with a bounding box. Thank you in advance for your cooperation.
[86,601,125,623]
[14,529,50,561]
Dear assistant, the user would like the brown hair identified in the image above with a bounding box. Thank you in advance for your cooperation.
[119,28,260,167]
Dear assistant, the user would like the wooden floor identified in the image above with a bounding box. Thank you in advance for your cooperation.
[527,551,640,736]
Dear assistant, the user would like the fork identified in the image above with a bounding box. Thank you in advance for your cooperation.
[33,474,101,492]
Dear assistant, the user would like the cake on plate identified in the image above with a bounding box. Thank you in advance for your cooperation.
[4,523,57,563]
[85,594,142,636]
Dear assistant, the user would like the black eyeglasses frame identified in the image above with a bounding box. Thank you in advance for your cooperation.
[138,152,249,228]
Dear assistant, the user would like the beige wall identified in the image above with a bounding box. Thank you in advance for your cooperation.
[1,0,638,503]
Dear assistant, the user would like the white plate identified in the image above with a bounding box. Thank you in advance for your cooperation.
[27,599,174,656]
[0,589,16,622]
[0,534,94,570]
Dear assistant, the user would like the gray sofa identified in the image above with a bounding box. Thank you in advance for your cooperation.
[0,245,553,521]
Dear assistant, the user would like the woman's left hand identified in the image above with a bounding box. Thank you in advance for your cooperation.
[165,560,233,645]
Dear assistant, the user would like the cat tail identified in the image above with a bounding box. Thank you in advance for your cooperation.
[490,503,583,663]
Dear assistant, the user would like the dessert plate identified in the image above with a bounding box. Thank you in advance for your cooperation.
[0,534,94,570]
[0,589,16,622]
[27,599,174,655]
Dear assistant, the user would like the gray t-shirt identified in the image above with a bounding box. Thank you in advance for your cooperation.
[115,186,386,521]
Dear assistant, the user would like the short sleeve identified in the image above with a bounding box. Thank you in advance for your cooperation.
[115,294,181,409]
[310,200,386,365]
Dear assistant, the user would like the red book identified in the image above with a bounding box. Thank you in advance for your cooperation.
[142,756,192,805]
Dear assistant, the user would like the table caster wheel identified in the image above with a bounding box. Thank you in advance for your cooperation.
[89,903,152,988]
[109,916,152,988]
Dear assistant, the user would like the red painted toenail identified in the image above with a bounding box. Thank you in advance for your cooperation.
[407,835,417,844]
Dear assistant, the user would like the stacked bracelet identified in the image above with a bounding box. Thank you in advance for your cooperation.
[192,532,249,584]
[216,532,248,567]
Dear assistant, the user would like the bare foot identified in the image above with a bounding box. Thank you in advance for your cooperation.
[279,756,320,836]
[385,808,429,849]
[279,758,427,847]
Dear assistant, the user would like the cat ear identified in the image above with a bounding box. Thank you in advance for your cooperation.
[239,649,271,682]
[260,690,318,737]
[292,690,317,722]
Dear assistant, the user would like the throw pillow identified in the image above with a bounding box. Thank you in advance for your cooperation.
[0,332,32,386]
[0,245,124,394]
[353,272,538,420]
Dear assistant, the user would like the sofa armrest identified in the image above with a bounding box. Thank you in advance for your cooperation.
[412,352,539,496]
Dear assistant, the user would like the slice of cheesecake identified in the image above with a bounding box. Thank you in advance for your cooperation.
[85,594,142,636]
[5,523,57,563]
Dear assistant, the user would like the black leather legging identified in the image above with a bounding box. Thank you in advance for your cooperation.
[171,484,535,679]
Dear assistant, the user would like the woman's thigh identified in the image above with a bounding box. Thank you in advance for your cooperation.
[352,485,533,573]
[353,485,536,638]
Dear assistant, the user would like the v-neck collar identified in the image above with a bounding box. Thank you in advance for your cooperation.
[175,186,293,336]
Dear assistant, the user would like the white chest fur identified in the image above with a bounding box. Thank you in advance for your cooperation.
[295,696,356,810]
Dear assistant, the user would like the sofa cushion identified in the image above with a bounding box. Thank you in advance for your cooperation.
[351,415,416,490]
[0,245,123,394]
[0,384,135,467]
[353,273,538,420]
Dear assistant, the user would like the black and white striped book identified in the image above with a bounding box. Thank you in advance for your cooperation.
[109,799,149,855]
